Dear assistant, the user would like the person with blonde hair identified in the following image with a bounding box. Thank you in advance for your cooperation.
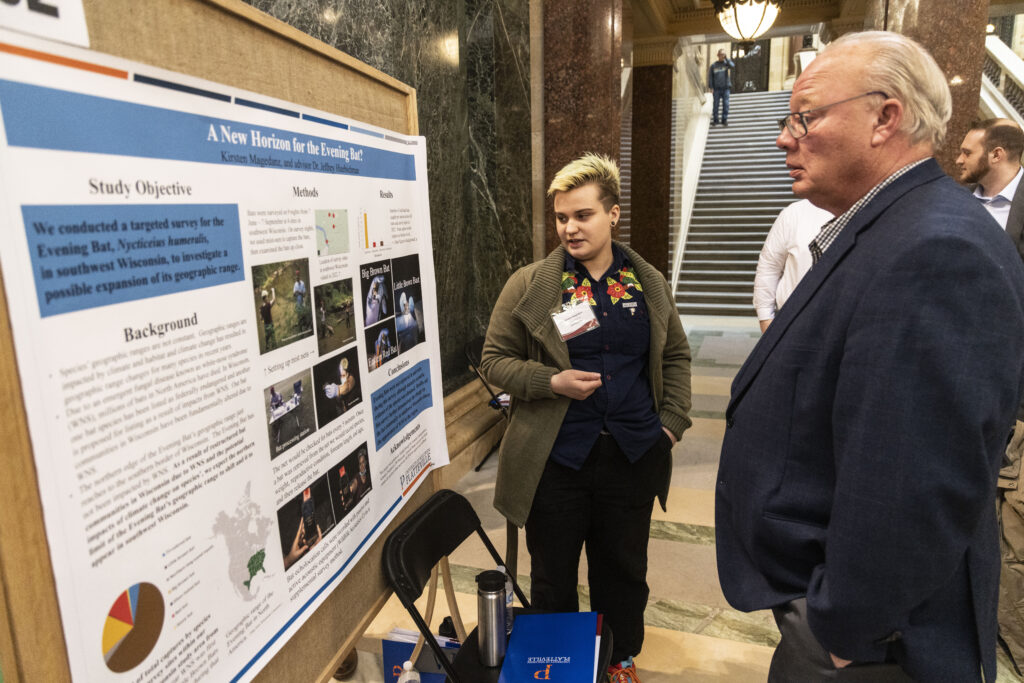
[481,152,692,682]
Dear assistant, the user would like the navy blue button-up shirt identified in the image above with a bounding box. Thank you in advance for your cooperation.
[549,245,662,469]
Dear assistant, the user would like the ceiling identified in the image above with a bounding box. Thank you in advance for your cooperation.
[631,0,1024,43]
[631,0,842,41]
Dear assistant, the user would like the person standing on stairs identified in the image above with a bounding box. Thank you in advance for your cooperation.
[480,153,692,683]
[708,48,735,126]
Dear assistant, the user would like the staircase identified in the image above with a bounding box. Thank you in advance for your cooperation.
[675,90,795,316]
[619,95,633,245]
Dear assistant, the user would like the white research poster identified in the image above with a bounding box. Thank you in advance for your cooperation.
[0,29,448,682]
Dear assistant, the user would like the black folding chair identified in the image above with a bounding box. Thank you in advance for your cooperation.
[382,489,530,682]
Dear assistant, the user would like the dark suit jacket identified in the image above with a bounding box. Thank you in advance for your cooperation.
[1007,169,1024,262]
[715,159,1024,682]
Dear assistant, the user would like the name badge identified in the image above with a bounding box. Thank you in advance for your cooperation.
[551,300,599,341]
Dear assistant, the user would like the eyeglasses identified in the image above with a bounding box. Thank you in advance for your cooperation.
[777,91,889,139]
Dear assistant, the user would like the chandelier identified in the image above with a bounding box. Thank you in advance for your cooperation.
[712,0,784,49]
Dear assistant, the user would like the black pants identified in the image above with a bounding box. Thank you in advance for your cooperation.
[525,432,671,662]
[769,599,914,682]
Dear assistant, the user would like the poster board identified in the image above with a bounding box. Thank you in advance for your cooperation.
[0,2,447,682]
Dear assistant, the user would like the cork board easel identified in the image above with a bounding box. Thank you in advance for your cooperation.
[0,1,433,681]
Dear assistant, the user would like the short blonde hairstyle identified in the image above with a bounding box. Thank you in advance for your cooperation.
[826,31,951,150]
[547,153,620,210]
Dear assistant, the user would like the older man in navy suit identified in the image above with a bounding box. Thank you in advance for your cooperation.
[715,31,1024,682]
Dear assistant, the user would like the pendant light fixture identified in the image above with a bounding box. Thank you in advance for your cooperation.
[712,0,784,50]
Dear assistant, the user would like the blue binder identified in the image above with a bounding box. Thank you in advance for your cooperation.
[498,612,599,683]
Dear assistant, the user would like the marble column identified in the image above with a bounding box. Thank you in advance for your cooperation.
[862,0,990,176]
[542,0,622,252]
[629,38,678,276]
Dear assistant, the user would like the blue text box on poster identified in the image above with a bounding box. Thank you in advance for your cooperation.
[0,80,415,181]
[22,203,244,317]
[370,360,433,450]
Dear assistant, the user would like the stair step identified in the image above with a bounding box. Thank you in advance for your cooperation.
[687,231,769,240]
[692,193,791,201]
[681,263,757,273]
[674,280,753,293]
[676,291,754,303]
[678,269,757,281]
[687,242,765,251]
[675,302,757,316]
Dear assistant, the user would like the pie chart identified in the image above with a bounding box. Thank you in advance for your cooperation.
[101,582,164,673]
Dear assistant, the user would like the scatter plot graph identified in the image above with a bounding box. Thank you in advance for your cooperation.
[102,582,165,673]
[315,209,350,256]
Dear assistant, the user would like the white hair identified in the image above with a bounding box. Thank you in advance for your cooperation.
[825,31,951,150]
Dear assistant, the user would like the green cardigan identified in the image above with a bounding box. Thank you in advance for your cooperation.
[480,243,693,527]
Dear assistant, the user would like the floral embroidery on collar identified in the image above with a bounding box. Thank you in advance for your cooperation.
[562,271,597,306]
[606,266,642,304]
[563,266,642,307]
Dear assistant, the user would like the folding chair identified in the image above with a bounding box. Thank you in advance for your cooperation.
[382,489,530,682]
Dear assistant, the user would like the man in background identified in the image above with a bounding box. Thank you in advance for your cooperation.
[707,49,735,126]
[752,199,832,332]
[958,119,1024,674]
[956,118,1024,260]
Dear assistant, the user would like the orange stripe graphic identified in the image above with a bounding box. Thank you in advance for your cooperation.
[0,42,128,79]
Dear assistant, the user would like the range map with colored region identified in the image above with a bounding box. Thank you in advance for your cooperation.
[245,549,266,589]
[212,481,273,600]
[102,582,164,673]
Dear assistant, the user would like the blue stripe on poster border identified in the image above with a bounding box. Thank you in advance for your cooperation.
[234,96,300,118]
[302,113,349,130]
[350,126,385,139]
[133,74,231,102]
[230,495,405,683]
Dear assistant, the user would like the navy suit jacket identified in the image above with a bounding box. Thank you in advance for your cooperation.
[716,159,1024,682]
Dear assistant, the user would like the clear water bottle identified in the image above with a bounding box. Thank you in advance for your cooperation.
[475,570,507,667]
[396,660,420,682]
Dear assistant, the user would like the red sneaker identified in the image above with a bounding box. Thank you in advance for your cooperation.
[607,657,642,683]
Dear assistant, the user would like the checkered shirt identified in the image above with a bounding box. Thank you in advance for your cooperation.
[809,159,929,263]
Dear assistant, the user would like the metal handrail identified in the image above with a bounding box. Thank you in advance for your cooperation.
[981,35,1024,126]
[668,99,711,297]
[668,47,711,296]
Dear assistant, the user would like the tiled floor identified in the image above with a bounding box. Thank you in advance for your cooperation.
[350,315,1023,682]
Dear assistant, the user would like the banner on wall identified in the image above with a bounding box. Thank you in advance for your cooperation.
[0,29,448,683]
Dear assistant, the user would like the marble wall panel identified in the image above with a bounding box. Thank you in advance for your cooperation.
[863,0,989,176]
[465,0,534,333]
[631,65,673,276]
[542,0,623,252]
[244,0,531,392]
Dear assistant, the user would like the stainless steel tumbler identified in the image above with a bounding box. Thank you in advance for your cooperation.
[475,570,507,667]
